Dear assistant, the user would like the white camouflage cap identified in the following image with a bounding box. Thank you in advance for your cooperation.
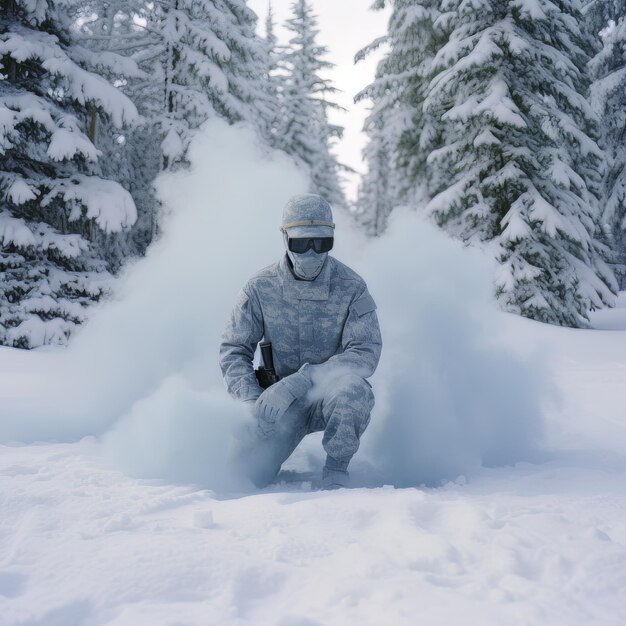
[280,194,335,238]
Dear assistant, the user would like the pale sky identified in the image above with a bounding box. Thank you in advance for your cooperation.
[246,0,391,203]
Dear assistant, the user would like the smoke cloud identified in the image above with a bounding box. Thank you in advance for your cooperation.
[0,118,549,490]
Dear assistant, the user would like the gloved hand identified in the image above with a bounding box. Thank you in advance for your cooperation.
[254,363,312,427]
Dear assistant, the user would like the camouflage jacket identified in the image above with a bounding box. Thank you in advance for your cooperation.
[219,254,383,402]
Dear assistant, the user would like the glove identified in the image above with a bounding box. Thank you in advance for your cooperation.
[254,363,313,426]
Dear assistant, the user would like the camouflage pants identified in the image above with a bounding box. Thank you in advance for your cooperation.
[234,374,375,488]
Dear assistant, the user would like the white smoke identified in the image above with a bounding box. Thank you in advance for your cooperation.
[349,207,547,485]
[0,118,549,490]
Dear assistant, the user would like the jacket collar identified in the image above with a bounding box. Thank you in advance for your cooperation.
[279,253,331,300]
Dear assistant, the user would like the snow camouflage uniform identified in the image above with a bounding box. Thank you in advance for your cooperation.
[219,194,382,487]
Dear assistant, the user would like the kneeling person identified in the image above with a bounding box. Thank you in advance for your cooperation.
[218,194,383,489]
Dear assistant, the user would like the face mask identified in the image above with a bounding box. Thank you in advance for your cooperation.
[287,248,328,280]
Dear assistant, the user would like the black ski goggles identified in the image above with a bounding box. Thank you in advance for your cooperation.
[287,237,334,253]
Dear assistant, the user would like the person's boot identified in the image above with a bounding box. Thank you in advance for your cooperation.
[321,466,349,490]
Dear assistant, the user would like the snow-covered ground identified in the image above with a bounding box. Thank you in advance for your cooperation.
[1,296,625,626]
[2,122,626,624]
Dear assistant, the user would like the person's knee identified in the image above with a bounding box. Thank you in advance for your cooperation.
[330,374,375,411]
[320,374,374,442]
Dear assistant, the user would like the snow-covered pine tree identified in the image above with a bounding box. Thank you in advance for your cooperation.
[220,0,279,146]
[0,0,138,348]
[262,1,285,148]
[150,0,277,172]
[355,0,443,234]
[354,1,393,236]
[420,0,617,326]
[79,0,280,248]
[72,0,155,266]
[588,4,626,288]
[354,113,393,236]
[277,0,346,207]
[265,3,280,84]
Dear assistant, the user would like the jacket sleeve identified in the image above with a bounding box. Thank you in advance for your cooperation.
[218,285,265,402]
[315,284,382,378]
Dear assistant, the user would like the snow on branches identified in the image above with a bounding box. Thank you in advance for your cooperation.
[358,0,619,326]
[0,0,137,347]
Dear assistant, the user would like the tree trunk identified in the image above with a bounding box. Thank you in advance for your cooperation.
[89,106,98,145]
